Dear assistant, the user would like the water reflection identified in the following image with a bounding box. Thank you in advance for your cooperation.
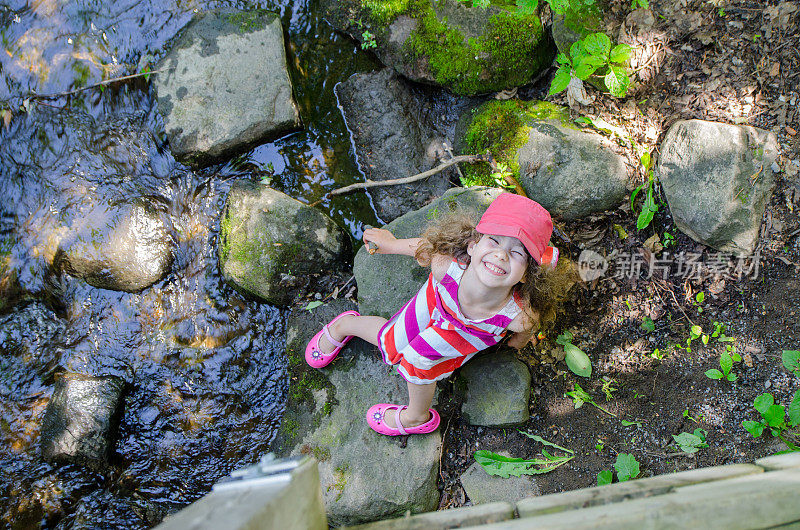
[0,0,381,525]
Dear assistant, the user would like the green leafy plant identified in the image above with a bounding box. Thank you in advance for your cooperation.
[673,428,708,454]
[474,433,574,476]
[361,30,377,49]
[631,172,658,230]
[489,162,517,190]
[711,321,736,342]
[742,391,800,452]
[597,453,641,485]
[783,350,800,378]
[549,32,632,98]
[683,408,701,423]
[662,231,675,248]
[567,383,616,417]
[693,291,705,313]
[304,301,324,312]
[705,349,738,382]
[556,330,592,378]
[631,0,648,7]
[650,347,665,360]
[640,316,655,333]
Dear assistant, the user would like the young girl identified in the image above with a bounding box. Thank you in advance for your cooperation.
[305,193,568,436]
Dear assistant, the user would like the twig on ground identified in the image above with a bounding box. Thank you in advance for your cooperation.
[26,68,171,101]
[439,413,455,481]
[653,278,694,326]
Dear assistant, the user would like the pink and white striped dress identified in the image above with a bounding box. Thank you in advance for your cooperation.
[377,260,523,384]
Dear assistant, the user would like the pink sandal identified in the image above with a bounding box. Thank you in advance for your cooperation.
[305,310,360,368]
[366,403,441,436]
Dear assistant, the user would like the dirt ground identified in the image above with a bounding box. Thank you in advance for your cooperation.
[431,0,800,507]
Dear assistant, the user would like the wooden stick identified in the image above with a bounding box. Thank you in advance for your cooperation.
[27,67,172,100]
[328,154,489,196]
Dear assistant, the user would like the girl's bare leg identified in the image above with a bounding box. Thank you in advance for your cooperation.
[318,314,387,352]
[382,381,436,429]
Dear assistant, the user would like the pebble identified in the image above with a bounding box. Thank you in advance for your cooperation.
[772,161,781,173]
[765,380,772,389]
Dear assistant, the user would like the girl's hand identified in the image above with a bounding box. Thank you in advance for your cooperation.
[363,227,398,255]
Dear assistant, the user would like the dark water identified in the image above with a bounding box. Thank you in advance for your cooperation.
[0,0,379,526]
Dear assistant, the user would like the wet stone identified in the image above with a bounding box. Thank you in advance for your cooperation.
[459,350,531,427]
[460,461,540,505]
[40,373,125,466]
[219,182,346,306]
[154,10,301,167]
[56,198,174,293]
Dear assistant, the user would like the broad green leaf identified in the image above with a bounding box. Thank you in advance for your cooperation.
[304,301,324,311]
[630,184,644,209]
[754,393,774,414]
[673,432,705,454]
[597,469,613,486]
[782,350,800,375]
[789,389,800,427]
[474,450,572,477]
[515,0,538,14]
[549,66,571,95]
[705,369,723,379]
[764,404,786,428]
[693,428,707,440]
[696,292,705,303]
[574,62,600,80]
[609,43,632,64]
[547,0,570,14]
[742,420,765,437]
[636,209,654,230]
[567,383,592,409]
[621,419,641,427]
[701,334,709,345]
[518,432,574,454]
[556,52,570,66]
[564,343,592,378]
[569,41,585,62]
[720,352,733,375]
[640,317,655,333]
[582,33,612,58]
[473,0,490,8]
[690,325,702,339]
[726,373,737,382]
[613,453,640,482]
[604,65,629,98]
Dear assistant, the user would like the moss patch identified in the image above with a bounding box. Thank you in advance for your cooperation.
[460,99,573,186]
[360,0,549,95]
[225,9,273,34]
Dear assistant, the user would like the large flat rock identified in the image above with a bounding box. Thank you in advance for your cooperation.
[155,10,301,167]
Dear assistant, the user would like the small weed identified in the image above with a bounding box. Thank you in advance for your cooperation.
[600,378,618,401]
[631,171,658,230]
[549,31,632,98]
[489,162,517,190]
[595,439,605,452]
[640,316,655,333]
[783,350,800,377]
[361,30,377,50]
[662,231,676,248]
[693,291,705,313]
[475,433,574,476]
[742,391,800,451]
[683,408,701,423]
[597,453,641,486]
[631,0,648,8]
[705,349,739,382]
[650,347,665,360]
[567,383,616,417]
[556,331,591,378]
[673,428,708,454]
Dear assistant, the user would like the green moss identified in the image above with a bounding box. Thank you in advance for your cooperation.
[328,464,350,501]
[301,443,331,462]
[460,100,572,186]
[562,0,604,36]
[360,0,548,95]
[225,10,272,33]
[219,211,232,262]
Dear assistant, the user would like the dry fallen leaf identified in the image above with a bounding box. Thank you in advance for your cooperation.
[786,126,797,136]
[1,109,10,130]
[770,62,781,77]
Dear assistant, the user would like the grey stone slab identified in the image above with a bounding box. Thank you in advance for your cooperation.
[460,351,530,427]
[346,502,515,530]
[155,456,327,530]
[460,462,539,505]
[474,468,800,530]
[155,10,300,166]
[756,452,800,471]
[516,463,762,517]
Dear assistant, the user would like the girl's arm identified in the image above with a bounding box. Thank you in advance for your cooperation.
[362,227,421,257]
[506,309,540,349]
[363,227,451,280]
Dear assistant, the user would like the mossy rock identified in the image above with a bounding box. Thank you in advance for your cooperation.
[457,99,628,219]
[323,0,553,96]
[218,181,346,306]
[551,0,607,56]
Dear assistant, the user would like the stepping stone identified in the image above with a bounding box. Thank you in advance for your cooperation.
[460,461,540,505]
[460,350,530,427]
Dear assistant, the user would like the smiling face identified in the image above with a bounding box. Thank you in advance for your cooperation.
[466,234,529,289]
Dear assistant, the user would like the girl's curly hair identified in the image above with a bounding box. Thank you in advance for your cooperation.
[415,209,577,334]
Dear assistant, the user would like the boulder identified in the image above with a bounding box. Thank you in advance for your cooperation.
[56,198,174,292]
[40,373,125,466]
[457,100,628,219]
[353,187,503,319]
[336,68,453,222]
[276,300,441,527]
[155,10,301,167]
[460,461,540,504]
[219,181,346,306]
[459,350,531,427]
[656,120,777,256]
[323,0,552,96]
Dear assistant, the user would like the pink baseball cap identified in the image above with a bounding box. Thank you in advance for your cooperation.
[476,193,559,268]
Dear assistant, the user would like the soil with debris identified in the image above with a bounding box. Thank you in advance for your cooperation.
[431,0,800,508]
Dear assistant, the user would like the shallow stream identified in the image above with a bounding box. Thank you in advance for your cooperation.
[0,0,383,526]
